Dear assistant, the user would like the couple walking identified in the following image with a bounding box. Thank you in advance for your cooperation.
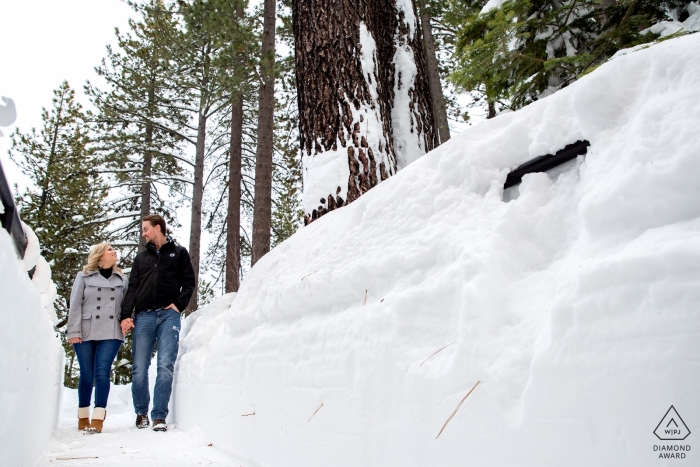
[66,214,195,433]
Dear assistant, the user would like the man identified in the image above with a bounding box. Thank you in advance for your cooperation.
[120,214,195,432]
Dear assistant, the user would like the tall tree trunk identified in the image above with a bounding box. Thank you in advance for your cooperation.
[38,91,65,226]
[418,0,450,144]
[139,85,156,252]
[188,107,207,312]
[138,121,153,252]
[251,0,276,266]
[226,2,245,291]
[226,94,243,292]
[292,0,436,225]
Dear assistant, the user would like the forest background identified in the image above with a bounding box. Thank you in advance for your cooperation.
[0,0,693,387]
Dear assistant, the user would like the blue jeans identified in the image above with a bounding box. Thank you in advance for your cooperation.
[131,308,181,420]
[73,339,122,409]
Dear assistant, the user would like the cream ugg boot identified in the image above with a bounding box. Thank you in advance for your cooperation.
[78,407,90,431]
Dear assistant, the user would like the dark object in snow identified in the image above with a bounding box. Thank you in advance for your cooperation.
[152,418,168,432]
[504,140,590,189]
[0,158,27,259]
[136,414,150,429]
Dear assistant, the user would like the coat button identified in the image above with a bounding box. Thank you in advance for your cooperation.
[97,297,101,301]
[110,315,114,319]
[98,288,102,291]
[96,315,100,319]
[97,306,101,310]
[111,288,115,291]
[111,297,115,301]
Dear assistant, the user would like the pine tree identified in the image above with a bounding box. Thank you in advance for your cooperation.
[8,81,108,388]
[87,0,191,257]
[177,0,256,307]
[449,0,694,111]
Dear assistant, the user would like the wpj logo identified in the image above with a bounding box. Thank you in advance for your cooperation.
[653,406,691,460]
[655,406,691,440]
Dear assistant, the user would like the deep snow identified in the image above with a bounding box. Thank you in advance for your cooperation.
[0,225,63,466]
[172,33,700,467]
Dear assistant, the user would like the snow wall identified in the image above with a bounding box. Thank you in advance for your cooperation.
[174,34,700,467]
[0,226,63,466]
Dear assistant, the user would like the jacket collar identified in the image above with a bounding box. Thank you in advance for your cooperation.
[146,237,176,254]
[84,268,125,280]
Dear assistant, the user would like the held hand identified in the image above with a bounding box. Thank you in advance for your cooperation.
[165,303,179,312]
[120,318,134,336]
[68,337,82,344]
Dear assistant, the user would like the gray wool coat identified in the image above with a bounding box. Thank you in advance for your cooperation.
[66,269,129,342]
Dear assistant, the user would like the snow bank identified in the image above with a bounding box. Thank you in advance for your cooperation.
[174,34,700,466]
[0,226,63,466]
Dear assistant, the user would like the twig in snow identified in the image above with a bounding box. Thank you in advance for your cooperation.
[241,412,255,417]
[304,279,312,297]
[435,381,480,440]
[56,457,99,460]
[308,403,324,422]
[420,342,457,367]
[363,289,368,306]
[301,270,318,281]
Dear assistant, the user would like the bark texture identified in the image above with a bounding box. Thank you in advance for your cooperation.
[418,0,450,144]
[251,0,277,266]
[225,94,243,292]
[293,0,437,224]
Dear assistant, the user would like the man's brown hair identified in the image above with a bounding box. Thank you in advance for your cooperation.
[142,214,167,236]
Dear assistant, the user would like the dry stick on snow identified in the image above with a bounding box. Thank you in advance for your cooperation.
[420,342,457,367]
[435,381,481,440]
[301,270,319,281]
[308,403,324,422]
[56,458,98,461]
[241,411,256,417]
[363,289,368,306]
[304,278,313,297]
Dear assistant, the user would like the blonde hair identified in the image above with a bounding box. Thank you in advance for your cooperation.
[83,242,122,275]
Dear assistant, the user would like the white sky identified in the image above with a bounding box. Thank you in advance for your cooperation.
[0,0,136,190]
[0,0,203,247]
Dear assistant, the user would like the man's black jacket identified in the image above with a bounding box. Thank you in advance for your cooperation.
[120,240,195,320]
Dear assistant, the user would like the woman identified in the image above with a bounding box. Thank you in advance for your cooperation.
[66,243,128,433]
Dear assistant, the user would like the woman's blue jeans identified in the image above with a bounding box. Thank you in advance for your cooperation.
[131,308,181,420]
[73,339,122,409]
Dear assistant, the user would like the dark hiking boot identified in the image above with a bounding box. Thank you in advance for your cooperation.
[136,414,150,429]
[152,419,168,432]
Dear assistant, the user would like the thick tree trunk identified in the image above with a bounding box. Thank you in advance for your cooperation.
[418,0,450,144]
[251,0,276,266]
[188,108,207,312]
[292,0,436,224]
[225,94,243,292]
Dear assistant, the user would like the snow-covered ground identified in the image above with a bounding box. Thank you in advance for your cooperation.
[171,33,700,467]
[37,385,251,467]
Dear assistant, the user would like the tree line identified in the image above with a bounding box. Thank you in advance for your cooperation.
[8,0,690,386]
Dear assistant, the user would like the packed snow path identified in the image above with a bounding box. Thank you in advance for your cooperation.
[38,386,254,467]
